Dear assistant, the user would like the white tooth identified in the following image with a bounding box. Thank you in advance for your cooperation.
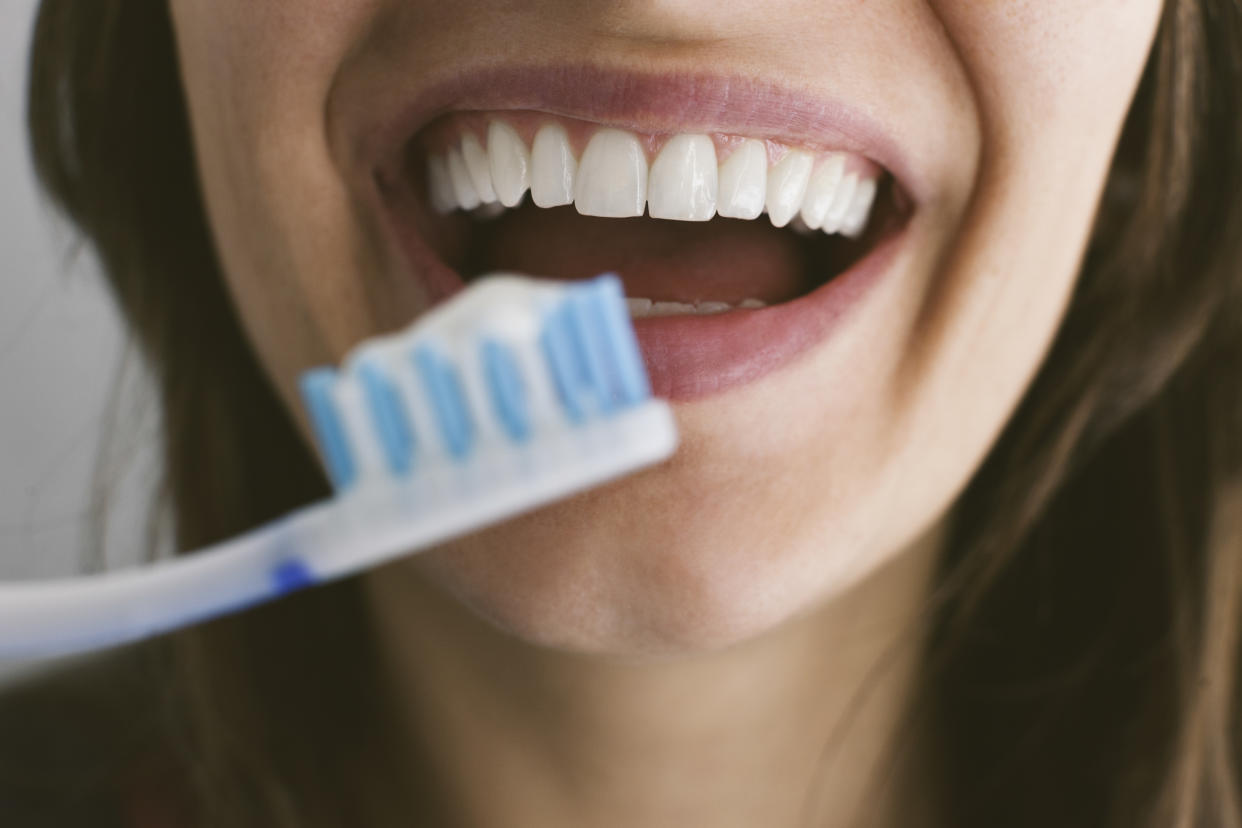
[626,297,654,317]
[789,216,815,237]
[766,150,813,228]
[840,178,879,238]
[530,124,576,207]
[717,139,767,220]
[647,134,717,221]
[574,129,647,218]
[471,201,506,220]
[694,301,732,314]
[487,121,530,208]
[819,173,859,234]
[426,154,457,214]
[798,155,846,230]
[461,133,497,203]
[446,147,481,210]
[739,299,767,309]
[650,301,695,316]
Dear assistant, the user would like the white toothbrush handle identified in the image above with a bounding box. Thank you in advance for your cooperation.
[0,401,676,660]
[0,502,340,659]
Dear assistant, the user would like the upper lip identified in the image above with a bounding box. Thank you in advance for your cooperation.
[333,62,922,208]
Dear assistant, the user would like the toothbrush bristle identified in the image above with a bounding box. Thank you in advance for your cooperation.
[591,275,651,404]
[298,273,654,494]
[482,339,533,443]
[358,358,416,475]
[415,343,477,461]
[299,367,357,491]
[568,289,620,415]
[540,300,589,424]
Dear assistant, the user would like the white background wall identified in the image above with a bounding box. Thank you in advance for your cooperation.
[1,1,156,676]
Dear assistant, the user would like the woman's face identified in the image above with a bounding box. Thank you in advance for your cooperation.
[169,1,1160,655]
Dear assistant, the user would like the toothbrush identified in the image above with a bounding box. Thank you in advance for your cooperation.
[0,273,678,659]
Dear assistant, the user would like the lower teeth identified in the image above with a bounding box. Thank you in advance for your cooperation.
[626,297,767,318]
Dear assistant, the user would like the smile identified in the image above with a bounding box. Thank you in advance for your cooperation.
[359,66,917,400]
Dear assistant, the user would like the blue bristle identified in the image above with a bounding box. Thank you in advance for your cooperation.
[555,301,593,394]
[270,558,316,596]
[482,339,532,443]
[414,344,476,460]
[298,368,357,491]
[580,283,626,409]
[358,359,415,475]
[567,287,617,414]
[539,305,586,423]
[589,274,650,405]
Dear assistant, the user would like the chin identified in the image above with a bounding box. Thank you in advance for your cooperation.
[381,389,913,660]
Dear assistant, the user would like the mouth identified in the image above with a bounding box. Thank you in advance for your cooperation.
[365,67,915,400]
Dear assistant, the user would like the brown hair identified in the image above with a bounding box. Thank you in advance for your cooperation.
[6,0,1241,825]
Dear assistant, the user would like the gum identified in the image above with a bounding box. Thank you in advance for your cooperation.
[416,110,885,177]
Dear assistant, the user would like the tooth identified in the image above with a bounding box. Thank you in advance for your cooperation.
[626,297,653,317]
[471,201,506,220]
[426,154,457,214]
[574,129,647,218]
[819,173,859,235]
[530,124,577,207]
[461,133,497,203]
[840,178,879,238]
[650,301,695,316]
[446,147,481,210]
[739,299,767,309]
[789,216,815,237]
[766,150,813,228]
[487,121,530,208]
[798,155,846,230]
[694,301,731,314]
[647,134,717,221]
[717,139,767,220]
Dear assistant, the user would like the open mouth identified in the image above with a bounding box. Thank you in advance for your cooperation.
[371,89,914,399]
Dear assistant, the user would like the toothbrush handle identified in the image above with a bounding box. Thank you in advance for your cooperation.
[0,400,678,660]
[0,503,339,659]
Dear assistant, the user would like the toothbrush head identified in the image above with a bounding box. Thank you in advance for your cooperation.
[298,272,668,496]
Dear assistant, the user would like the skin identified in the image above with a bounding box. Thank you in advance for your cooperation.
[168,2,1162,825]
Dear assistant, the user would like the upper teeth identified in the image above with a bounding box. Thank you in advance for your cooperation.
[426,120,880,238]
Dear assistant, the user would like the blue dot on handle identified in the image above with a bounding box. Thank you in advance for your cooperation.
[271,558,317,596]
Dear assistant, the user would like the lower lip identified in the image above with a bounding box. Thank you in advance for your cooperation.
[633,230,904,400]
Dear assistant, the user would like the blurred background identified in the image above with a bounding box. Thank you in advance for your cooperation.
[1,1,157,677]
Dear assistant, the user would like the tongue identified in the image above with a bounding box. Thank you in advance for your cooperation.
[472,205,810,305]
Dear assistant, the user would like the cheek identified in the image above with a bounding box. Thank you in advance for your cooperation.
[168,0,399,413]
[915,0,1164,346]
[883,1,1163,559]
[929,1,1163,138]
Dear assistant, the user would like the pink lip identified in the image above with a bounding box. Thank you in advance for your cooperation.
[342,64,917,402]
[632,231,904,399]
[348,64,925,205]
